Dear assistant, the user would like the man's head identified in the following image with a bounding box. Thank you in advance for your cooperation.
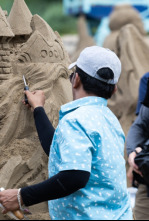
[69,46,121,100]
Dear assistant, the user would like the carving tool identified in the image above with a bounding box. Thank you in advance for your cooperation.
[0,188,24,220]
[23,75,29,105]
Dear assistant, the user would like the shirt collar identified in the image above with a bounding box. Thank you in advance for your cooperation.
[60,96,108,119]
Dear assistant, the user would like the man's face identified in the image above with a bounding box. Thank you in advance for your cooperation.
[70,71,76,100]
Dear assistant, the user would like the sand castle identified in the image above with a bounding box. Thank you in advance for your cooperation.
[107,24,149,135]
[103,5,146,53]
[71,15,95,62]
[102,5,149,134]
[0,0,72,220]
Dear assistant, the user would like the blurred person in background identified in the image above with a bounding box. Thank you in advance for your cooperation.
[127,73,149,220]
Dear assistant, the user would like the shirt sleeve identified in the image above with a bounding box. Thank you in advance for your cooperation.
[58,119,93,173]
[34,107,55,156]
[126,105,149,156]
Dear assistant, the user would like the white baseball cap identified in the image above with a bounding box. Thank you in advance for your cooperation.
[69,46,121,85]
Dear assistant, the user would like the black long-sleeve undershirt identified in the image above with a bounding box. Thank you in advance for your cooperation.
[21,170,90,207]
[21,107,90,207]
[34,107,55,156]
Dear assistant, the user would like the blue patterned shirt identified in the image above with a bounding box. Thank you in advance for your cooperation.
[48,97,132,220]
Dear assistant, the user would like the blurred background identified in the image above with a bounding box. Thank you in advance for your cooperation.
[1,0,149,37]
[0,0,78,35]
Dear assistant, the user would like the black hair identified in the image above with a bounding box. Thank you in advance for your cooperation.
[76,66,115,99]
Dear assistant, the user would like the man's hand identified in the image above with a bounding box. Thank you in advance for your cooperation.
[0,189,20,214]
[23,90,46,111]
[128,148,143,177]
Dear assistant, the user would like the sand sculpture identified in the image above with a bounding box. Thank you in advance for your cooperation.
[103,5,149,135]
[103,4,146,53]
[71,15,95,62]
[108,24,149,135]
[0,0,72,220]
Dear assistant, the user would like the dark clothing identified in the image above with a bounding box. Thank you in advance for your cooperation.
[127,76,149,219]
[134,185,149,220]
[136,73,149,115]
[142,78,149,109]
[21,107,90,207]
[34,107,55,156]
[126,105,149,156]
[133,146,149,196]
[21,170,90,207]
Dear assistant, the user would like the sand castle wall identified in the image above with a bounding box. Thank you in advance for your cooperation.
[0,43,12,75]
[0,0,72,220]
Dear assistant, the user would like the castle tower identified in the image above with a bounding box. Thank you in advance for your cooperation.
[7,0,33,63]
[8,0,32,37]
[0,7,14,40]
[0,7,14,75]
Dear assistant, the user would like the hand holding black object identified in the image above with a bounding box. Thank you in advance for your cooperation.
[23,90,46,111]
[142,78,149,107]
[134,146,149,185]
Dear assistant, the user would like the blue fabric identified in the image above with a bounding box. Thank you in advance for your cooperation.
[64,0,149,18]
[88,5,149,19]
[136,72,149,115]
[48,97,132,220]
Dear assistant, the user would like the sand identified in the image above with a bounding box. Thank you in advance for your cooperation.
[104,4,146,53]
[71,15,95,62]
[113,24,149,134]
[0,0,72,220]
[103,5,149,135]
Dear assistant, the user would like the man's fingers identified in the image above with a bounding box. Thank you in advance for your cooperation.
[133,163,139,170]
[2,209,8,215]
[22,100,31,108]
[134,168,143,177]
[129,160,138,170]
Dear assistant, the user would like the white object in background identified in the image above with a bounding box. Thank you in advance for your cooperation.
[128,187,138,208]
[95,17,110,46]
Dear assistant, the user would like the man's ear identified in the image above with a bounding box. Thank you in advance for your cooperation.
[72,73,81,89]
[112,85,117,95]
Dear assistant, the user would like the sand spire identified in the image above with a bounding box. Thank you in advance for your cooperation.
[31,15,56,41]
[8,0,32,36]
[0,7,14,37]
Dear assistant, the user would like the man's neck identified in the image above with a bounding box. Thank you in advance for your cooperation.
[73,91,98,101]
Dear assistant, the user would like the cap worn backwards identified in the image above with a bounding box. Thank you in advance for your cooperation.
[69,46,122,85]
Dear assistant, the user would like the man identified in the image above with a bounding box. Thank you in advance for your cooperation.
[127,77,149,220]
[0,46,132,220]
[136,72,149,115]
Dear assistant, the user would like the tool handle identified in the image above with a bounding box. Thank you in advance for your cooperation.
[0,188,24,220]
[13,210,24,220]
[24,86,29,105]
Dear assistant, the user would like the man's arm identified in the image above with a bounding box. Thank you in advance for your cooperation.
[126,105,149,176]
[34,107,55,156]
[0,171,90,213]
[21,170,90,206]
[126,105,149,156]
[23,90,55,156]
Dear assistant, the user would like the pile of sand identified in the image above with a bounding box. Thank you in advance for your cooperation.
[0,0,72,220]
